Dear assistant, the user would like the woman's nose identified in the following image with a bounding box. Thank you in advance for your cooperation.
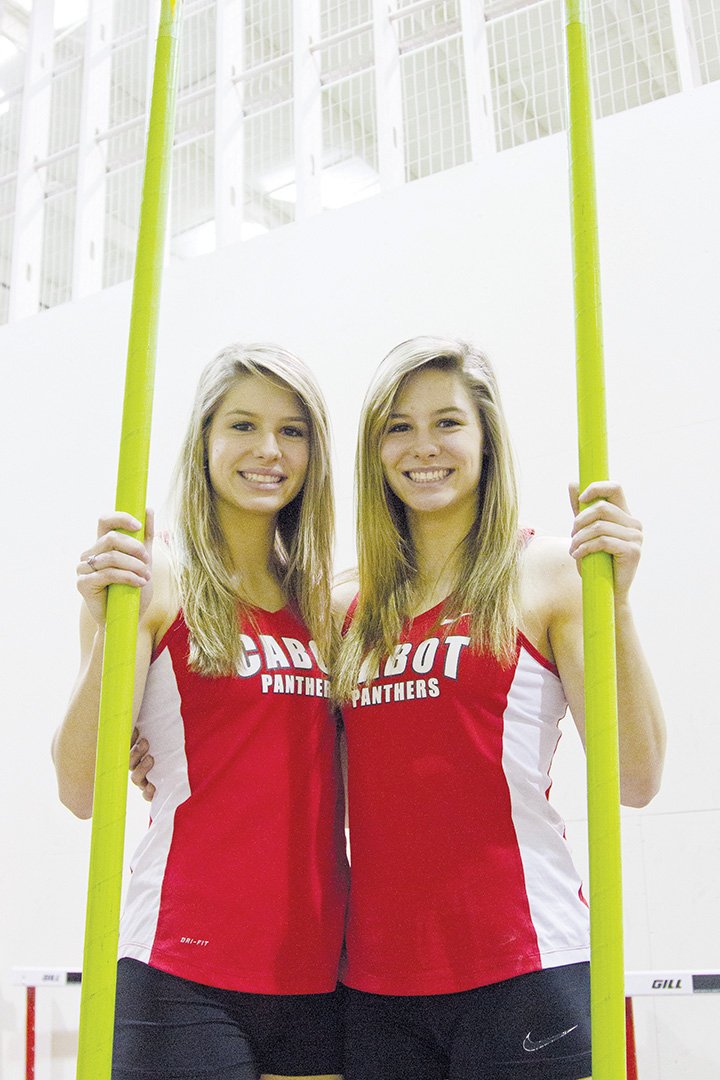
[412,431,439,458]
[254,431,281,459]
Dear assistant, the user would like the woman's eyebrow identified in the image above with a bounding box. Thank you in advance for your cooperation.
[224,409,308,422]
[388,405,467,418]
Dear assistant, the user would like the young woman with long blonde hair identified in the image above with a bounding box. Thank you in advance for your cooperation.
[53,344,349,1080]
[334,336,665,1080]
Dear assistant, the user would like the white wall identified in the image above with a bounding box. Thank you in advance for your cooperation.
[1,80,719,1079]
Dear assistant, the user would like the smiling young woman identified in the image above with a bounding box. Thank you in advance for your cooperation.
[52,344,349,1080]
[334,336,665,1080]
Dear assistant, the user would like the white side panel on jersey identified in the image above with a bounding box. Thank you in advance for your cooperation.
[502,649,591,968]
[118,648,191,963]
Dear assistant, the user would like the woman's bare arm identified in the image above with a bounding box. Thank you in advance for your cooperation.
[541,483,666,807]
[52,511,172,818]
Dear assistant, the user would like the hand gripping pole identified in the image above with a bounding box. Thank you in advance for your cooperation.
[565,2,626,1077]
[75,3,182,1077]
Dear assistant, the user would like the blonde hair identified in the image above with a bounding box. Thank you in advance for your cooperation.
[334,336,521,702]
[172,343,334,676]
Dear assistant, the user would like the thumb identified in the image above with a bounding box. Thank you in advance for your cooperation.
[568,481,580,517]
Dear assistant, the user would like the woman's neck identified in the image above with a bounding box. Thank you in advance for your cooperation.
[216,504,285,609]
[406,505,474,612]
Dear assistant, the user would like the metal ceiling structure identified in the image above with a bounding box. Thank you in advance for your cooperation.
[0,0,715,323]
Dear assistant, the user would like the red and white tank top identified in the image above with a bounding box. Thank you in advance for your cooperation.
[119,606,349,994]
[340,600,589,995]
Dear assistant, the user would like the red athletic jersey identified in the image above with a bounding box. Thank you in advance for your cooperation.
[341,601,589,995]
[118,606,349,994]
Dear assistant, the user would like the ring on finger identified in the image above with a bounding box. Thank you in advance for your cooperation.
[86,553,99,571]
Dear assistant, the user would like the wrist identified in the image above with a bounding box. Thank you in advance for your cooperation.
[613,593,634,620]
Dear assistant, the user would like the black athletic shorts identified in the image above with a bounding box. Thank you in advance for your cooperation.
[343,962,592,1080]
[112,958,344,1079]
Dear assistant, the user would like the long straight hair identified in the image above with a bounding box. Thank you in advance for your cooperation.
[334,336,521,702]
[172,343,334,676]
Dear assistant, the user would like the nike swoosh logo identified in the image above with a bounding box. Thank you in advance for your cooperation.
[439,613,473,625]
[523,1024,578,1052]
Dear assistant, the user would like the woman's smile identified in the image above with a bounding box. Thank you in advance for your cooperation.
[238,468,287,487]
[404,467,453,484]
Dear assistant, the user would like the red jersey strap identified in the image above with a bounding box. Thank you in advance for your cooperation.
[341,594,359,637]
[150,609,184,664]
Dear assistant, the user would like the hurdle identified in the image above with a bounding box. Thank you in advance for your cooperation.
[12,969,81,1080]
[624,972,720,1080]
[13,966,720,1079]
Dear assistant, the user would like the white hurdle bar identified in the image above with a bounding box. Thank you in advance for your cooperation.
[625,970,720,996]
[11,967,720,1079]
[13,967,82,987]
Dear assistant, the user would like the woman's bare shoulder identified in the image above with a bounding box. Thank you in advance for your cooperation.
[145,537,181,644]
[520,533,579,618]
[515,534,576,661]
[522,532,574,574]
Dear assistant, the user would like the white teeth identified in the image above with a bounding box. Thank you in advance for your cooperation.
[407,469,451,483]
[242,472,283,484]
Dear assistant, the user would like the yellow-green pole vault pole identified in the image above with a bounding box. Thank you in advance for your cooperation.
[565,1,626,1078]
[76,2,182,1077]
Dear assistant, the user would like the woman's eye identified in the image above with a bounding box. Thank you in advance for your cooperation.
[438,418,460,429]
[232,421,253,432]
[386,422,410,434]
[282,426,307,438]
